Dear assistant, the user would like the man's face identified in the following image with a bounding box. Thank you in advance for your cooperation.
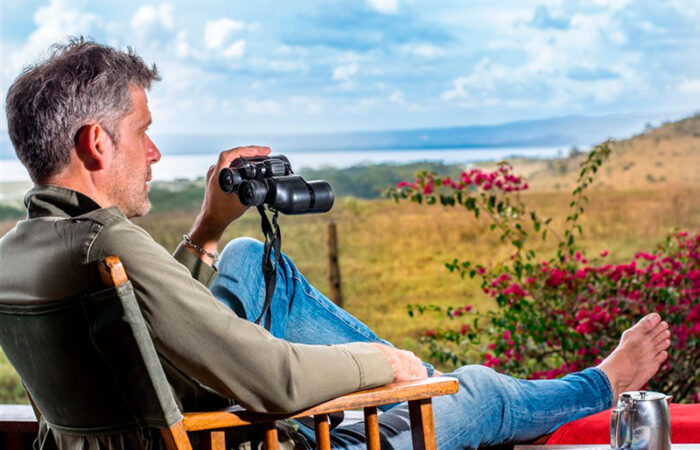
[107,86,161,218]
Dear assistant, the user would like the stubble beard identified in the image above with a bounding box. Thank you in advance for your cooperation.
[112,166,152,218]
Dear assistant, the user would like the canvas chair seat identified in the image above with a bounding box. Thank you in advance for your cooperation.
[0,256,458,450]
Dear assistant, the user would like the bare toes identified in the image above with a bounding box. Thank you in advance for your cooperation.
[642,313,661,329]
[652,330,671,346]
[655,339,671,352]
[654,351,668,363]
[647,320,668,336]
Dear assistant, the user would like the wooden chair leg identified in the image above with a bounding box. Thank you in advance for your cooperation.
[408,398,437,450]
[314,414,331,450]
[200,430,226,450]
[363,406,381,450]
[161,421,194,450]
[262,421,279,450]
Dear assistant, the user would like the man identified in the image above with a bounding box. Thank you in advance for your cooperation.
[1,39,671,449]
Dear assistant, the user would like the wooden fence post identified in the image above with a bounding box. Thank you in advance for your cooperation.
[327,221,344,308]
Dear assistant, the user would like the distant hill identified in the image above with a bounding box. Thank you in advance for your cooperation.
[492,114,700,192]
[2,111,678,160]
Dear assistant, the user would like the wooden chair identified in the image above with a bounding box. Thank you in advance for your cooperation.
[0,256,458,450]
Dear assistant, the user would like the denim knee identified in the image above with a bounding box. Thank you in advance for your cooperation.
[452,364,499,381]
[451,365,506,400]
[219,237,265,273]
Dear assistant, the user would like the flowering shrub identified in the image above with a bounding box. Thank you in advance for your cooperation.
[387,142,700,403]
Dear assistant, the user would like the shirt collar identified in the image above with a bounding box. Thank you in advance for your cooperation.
[24,185,124,219]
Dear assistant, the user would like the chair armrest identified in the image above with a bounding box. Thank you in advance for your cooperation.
[183,376,458,431]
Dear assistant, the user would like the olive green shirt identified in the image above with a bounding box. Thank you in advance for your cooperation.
[0,185,393,449]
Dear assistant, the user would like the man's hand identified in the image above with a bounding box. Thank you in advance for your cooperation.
[371,343,428,382]
[186,146,271,262]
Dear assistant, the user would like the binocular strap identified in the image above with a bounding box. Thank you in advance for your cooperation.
[254,206,347,430]
[255,206,282,330]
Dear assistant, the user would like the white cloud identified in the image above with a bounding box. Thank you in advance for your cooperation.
[441,8,645,109]
[130,3,174,31]
[306,102,322,114]
[274,45,311,56]
[387,90,424,111]
[441,76,472,102]
[366,0,399,14]
[332,63,359,82]
[399,43,444,59]
[590,0,632,10]
[175,31,191,58]
[389,91,405,103]
[223,39,246,58]
[638,21,664,34]
[7,0,99,76]
[145,60,227,134]
[345,97,380,113]
[249,57,309,73]
[128,3,177,48]
[243,100,283,115]
[679,79,700,95]
[204,18,246,49]
[437,5,532,31]
[290,96,324,114]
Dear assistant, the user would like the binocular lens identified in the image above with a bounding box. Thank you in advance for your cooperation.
[239,179,269,206]
[219,168,242,194]
[306,181,334,213]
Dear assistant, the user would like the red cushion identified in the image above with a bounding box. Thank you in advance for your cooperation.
[545,404,700,445]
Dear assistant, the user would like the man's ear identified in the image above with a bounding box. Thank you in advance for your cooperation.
[75,123,113,171]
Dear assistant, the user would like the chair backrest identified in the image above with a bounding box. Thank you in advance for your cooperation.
[0,257,182,435]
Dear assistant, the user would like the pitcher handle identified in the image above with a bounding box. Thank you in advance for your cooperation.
[611,408,632,449]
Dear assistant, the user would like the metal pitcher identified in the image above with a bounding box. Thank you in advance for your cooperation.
[610,391,671,450]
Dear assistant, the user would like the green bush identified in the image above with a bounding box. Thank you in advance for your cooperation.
[0,350,27,403]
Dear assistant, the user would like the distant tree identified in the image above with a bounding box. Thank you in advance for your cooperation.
[0,205,25,221]
[568,146,582,158]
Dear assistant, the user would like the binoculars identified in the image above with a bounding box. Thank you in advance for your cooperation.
[218,155,334,215]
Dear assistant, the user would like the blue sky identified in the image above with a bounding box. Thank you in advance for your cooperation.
[2,0,699,137]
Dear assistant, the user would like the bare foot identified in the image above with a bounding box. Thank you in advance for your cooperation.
[597,313,671,401]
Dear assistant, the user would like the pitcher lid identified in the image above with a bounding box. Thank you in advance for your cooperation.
[619,390,666,402]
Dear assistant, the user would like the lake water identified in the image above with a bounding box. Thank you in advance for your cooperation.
[0,146,563,182]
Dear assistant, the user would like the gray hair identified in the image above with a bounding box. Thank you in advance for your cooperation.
[5,37,160,182]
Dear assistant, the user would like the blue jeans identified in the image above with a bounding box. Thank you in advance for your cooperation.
[210,238,614,449]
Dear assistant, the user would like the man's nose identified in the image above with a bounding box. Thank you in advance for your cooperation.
[145,134,162,163]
